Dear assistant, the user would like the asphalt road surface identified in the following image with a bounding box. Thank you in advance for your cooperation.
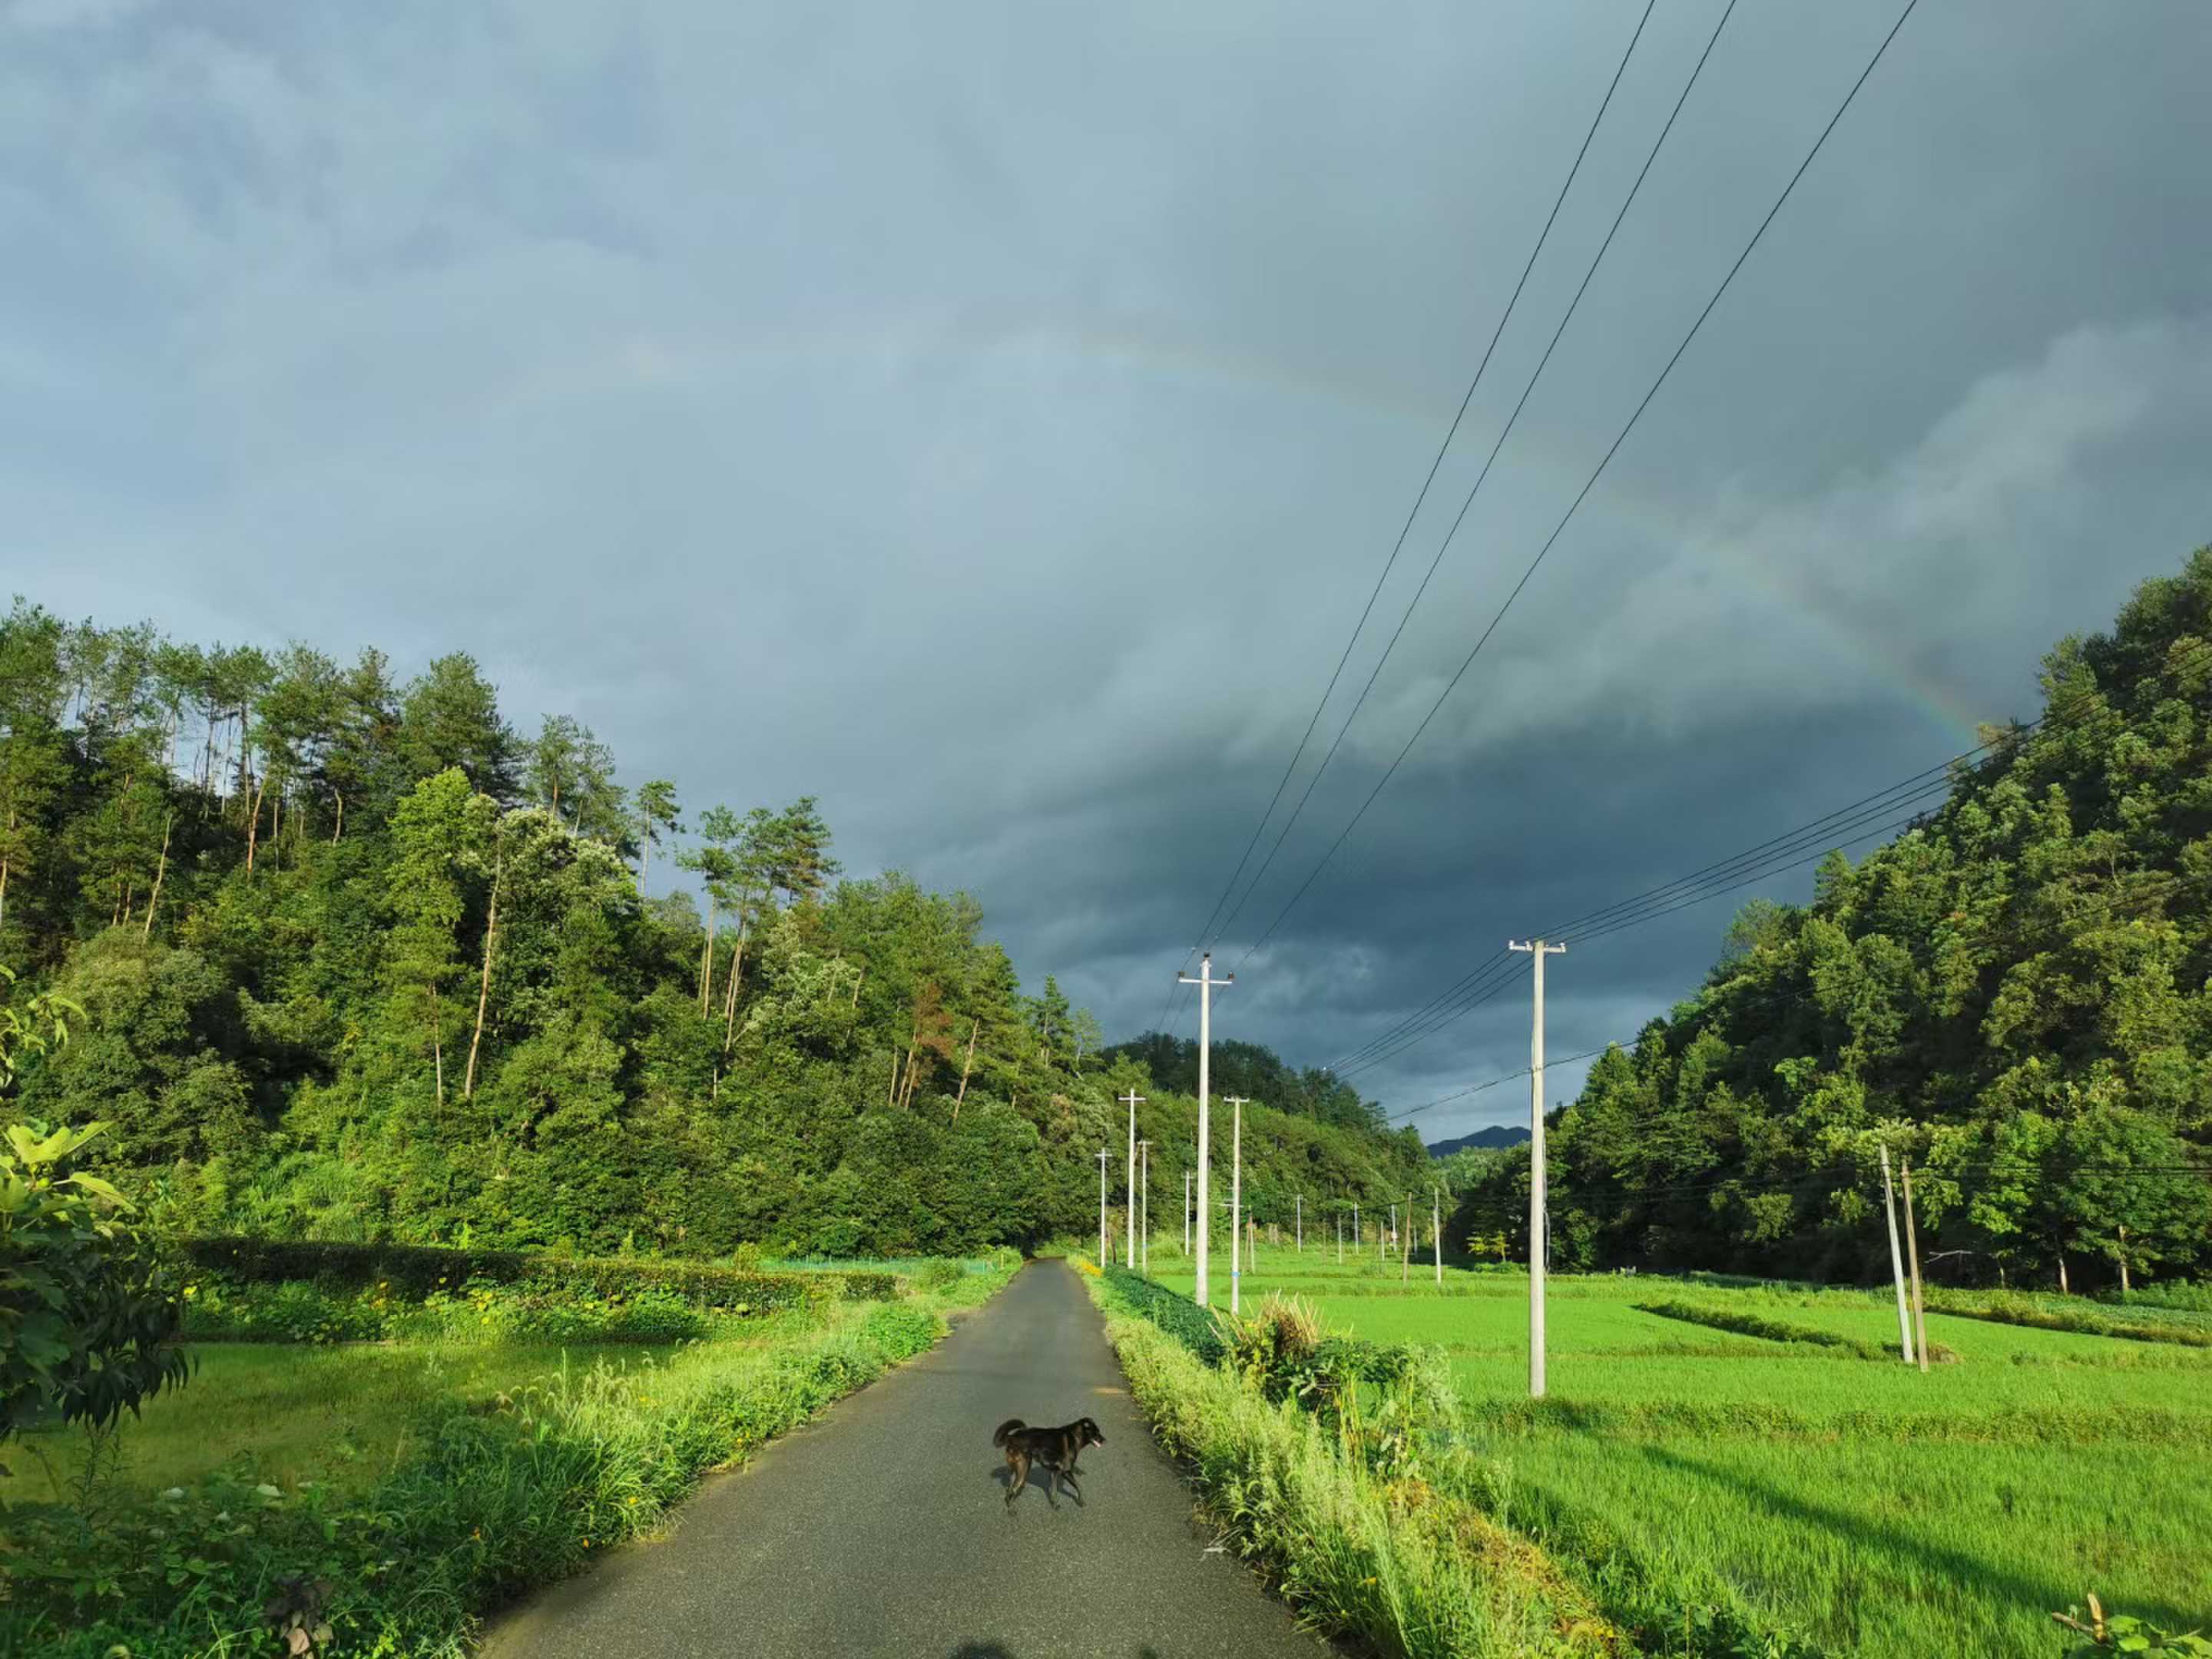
[482,1259,1330,1659]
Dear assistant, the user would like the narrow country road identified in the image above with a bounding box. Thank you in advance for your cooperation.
[481,1260,1331,1659]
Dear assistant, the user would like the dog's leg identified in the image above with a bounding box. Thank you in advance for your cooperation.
[1005,1452,1027,1511]
[1061,1469,1083,1506]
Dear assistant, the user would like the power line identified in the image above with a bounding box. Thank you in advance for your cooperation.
[1161,1,1664,1015]
[1330,633,2212,1079]
[1231,0,1923,973]
[1208,0,1739,955]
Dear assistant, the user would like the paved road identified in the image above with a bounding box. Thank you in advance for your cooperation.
[482,1260,1330,1659]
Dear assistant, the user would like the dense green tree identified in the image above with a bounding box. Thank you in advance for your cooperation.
[1465,548,2212,1288]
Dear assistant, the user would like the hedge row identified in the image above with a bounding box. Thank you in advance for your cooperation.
[171,1237,899,1310]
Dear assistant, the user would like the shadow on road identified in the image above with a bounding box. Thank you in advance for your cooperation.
[986,1459,1085,1509]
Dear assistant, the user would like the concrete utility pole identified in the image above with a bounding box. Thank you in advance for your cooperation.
[1296,1194,1303,1252]
[1224,1096,1250,1314]
[1137,1140,1151,1276]
[1509,938,1567,1399]
[1901,1156,1931,1375]
[1184,1169,1193,1257]
[1096,1148,1110,1270]
[1177,953,1234,1307]
[1119,1089,1145,1270]
[1879,1144,1915,1365]
[1351,1203,1359,1264]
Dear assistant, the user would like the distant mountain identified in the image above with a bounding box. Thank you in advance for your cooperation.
[1427,1125,1532,1158]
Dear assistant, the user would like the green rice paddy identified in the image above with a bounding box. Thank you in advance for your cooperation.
[1141,1243,2212,1656]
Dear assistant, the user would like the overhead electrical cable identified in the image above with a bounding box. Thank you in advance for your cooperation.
[1207,0,1741,955]
[1231,0,1923,975]
[1148,0,1664,1041]
[1330,632,2212,1078]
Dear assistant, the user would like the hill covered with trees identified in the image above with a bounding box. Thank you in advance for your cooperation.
[1455,548,2212,1290]
[0,604,1425,1256]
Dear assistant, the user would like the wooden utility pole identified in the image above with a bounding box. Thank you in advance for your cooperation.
[1879,1144,1916,1364]
[1296,1194,1303,1251]
[1351,1203,1359,1265]
[1177,953,1234,1307]
[1121,1089,1145,1270]
[1224,1095,1249,1314]
[1901,1156,1930,1374]
[1509,938,1566,1399]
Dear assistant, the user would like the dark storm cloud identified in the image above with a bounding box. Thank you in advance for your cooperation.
[6,0,2209,1137]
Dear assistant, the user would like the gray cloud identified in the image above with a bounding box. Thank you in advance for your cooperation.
[5,0,2208,1138]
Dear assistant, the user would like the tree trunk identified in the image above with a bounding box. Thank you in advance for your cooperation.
[333,790,345,843]
[429,982,447,1109]
[698,896,717,1013]
[2118,1227,2130,1297]
[896,1034,921,1110]
[721,913,747,1055]
[850,966,863,1009]
[465,855,501,1099]
[952,1019,979,1120]
[2057,1255,2068,1296]
[141,815,172,942]
[245,772,268,875]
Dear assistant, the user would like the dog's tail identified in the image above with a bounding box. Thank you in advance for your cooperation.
[992,1418,1025,1448]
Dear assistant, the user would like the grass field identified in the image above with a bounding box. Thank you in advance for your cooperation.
[1140,1242,2212,1657]
[0,1321,826,1506]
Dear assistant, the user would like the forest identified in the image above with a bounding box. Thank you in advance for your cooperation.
[0,604,1425,1257]
[1454,548,2212,1291]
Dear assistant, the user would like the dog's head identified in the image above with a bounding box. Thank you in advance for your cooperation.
[1076,1416,1105,1449]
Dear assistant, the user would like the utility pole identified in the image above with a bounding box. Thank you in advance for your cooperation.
[1901,1156,1931,1375]
[1433,1184,1443,1287]
[1183,1168,1192,1257]
[1178,953,1234,1307]
[1296,1194,1303,1252]
[1351,1203,1359,1265]
[1509,938,1566,1400]
[1096,1147,1110,1270]
[1879,1144,1915,1365]
[1400,1196,1411,1284]
[1224,1095,1249,1314]
[1120,1089,1145,1270]
[1137,1139,1151,1276]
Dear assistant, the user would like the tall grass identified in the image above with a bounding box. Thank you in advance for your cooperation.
[5,1265,1015,1658]
[1089,1277,1619,1658]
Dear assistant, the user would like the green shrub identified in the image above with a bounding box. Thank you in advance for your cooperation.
[912,1259,964,1293]
[1929,1290,2212,1349]
[171,1236,896,1313]
[4,1120,189,1449]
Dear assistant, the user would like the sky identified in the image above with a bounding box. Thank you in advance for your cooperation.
[7,0,2210,1138]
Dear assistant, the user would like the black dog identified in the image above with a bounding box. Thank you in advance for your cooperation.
[992,1416,1104,1511]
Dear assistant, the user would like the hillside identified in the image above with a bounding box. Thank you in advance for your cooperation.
[0,604,1425,1254]
[1426,1125,1531,1158]
[1453,548,2212,1289]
